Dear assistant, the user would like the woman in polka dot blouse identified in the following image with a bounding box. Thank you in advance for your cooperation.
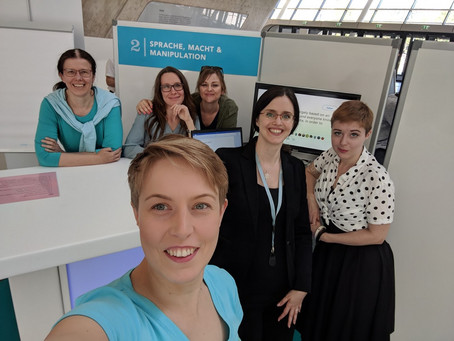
[298,100,395,341]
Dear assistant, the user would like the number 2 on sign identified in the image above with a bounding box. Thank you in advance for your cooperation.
[131,39,140,52]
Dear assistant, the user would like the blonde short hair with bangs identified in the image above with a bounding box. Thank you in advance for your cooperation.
[128,134,228,209]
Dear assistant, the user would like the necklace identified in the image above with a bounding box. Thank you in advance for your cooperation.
[264,169,272,180]
[261,157,280,180]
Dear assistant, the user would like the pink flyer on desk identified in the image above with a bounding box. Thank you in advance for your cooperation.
[0,172,59,204]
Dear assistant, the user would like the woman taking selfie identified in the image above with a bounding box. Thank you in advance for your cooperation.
[46,135,243,340]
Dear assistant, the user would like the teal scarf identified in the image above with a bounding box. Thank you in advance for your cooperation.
[46,87,120,152]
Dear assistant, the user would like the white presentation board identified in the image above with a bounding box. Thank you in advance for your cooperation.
[386,40,454,340]
[0,23,74,152]
[113,21,261,142]
[258,32,400,151]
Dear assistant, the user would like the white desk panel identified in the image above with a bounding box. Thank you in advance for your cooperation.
[0,158,140,280]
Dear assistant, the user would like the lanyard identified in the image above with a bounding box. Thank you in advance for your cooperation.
[256,152,283,266]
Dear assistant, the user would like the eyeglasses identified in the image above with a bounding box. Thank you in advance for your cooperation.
[261,112,294,121]
[63,69,92,78]
[160,83,184,92]
[200,66,223,73]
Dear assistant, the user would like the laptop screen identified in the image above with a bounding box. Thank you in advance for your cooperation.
[191,128,243,151]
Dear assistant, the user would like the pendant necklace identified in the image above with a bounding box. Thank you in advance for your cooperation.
[264,170,271,180]
[262,157,280,181]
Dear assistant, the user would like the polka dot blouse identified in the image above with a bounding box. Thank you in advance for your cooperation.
[313,147,395,232]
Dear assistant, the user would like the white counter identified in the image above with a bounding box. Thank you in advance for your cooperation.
[0,158,141,340]
[0,158,140,279]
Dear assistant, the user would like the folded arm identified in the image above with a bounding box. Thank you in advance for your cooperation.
[319,223,391,246]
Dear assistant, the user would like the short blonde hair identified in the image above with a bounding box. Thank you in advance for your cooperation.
[128,134,228,209]
[331,100,374,133]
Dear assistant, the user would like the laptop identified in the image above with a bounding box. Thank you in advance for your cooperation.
[191,128,243,151]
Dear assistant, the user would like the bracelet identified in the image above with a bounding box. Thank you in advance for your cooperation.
[314,225,326,243]
[316,229,327,243]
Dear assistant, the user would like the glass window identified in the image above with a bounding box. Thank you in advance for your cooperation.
[323,0,351,8]
[372,9,409,23]
[270,0,454,26]
[270,9,282,19]
[276,0,287,9]
[368,0,382,9]
[414,0,453,9]
[350,0,372,9]
[446,11,454,24]
[343,10,362,21]
[287,0,301,8]
[406,10,449,24]
[293,9,319,20]
[299,0,324,9]
[317,9,345,21]
[241,15,248,27]
[281,8,295,20]
[379,0,415,9]
[362,10,375,22]
[225,13,234,25]
[139,2,247,29]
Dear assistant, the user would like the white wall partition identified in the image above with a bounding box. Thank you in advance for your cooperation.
[0,23,74,153]
[386,40,454,341]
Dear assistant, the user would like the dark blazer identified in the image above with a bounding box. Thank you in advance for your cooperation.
[211,139,312,293]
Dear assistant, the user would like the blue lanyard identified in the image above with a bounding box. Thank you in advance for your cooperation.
[256,152,283,266]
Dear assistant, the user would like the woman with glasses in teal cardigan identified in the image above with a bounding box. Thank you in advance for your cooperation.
[35,49,123,167]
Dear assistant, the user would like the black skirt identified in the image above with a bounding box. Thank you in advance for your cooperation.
[299,223,395,341]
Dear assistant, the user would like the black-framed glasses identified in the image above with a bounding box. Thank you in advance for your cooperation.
[200,66,223,73]
[261,112,294,122]
[160,83,184,92]
[63,69,92,78]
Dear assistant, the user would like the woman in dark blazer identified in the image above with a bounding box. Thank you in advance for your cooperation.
[211,86,312,341]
